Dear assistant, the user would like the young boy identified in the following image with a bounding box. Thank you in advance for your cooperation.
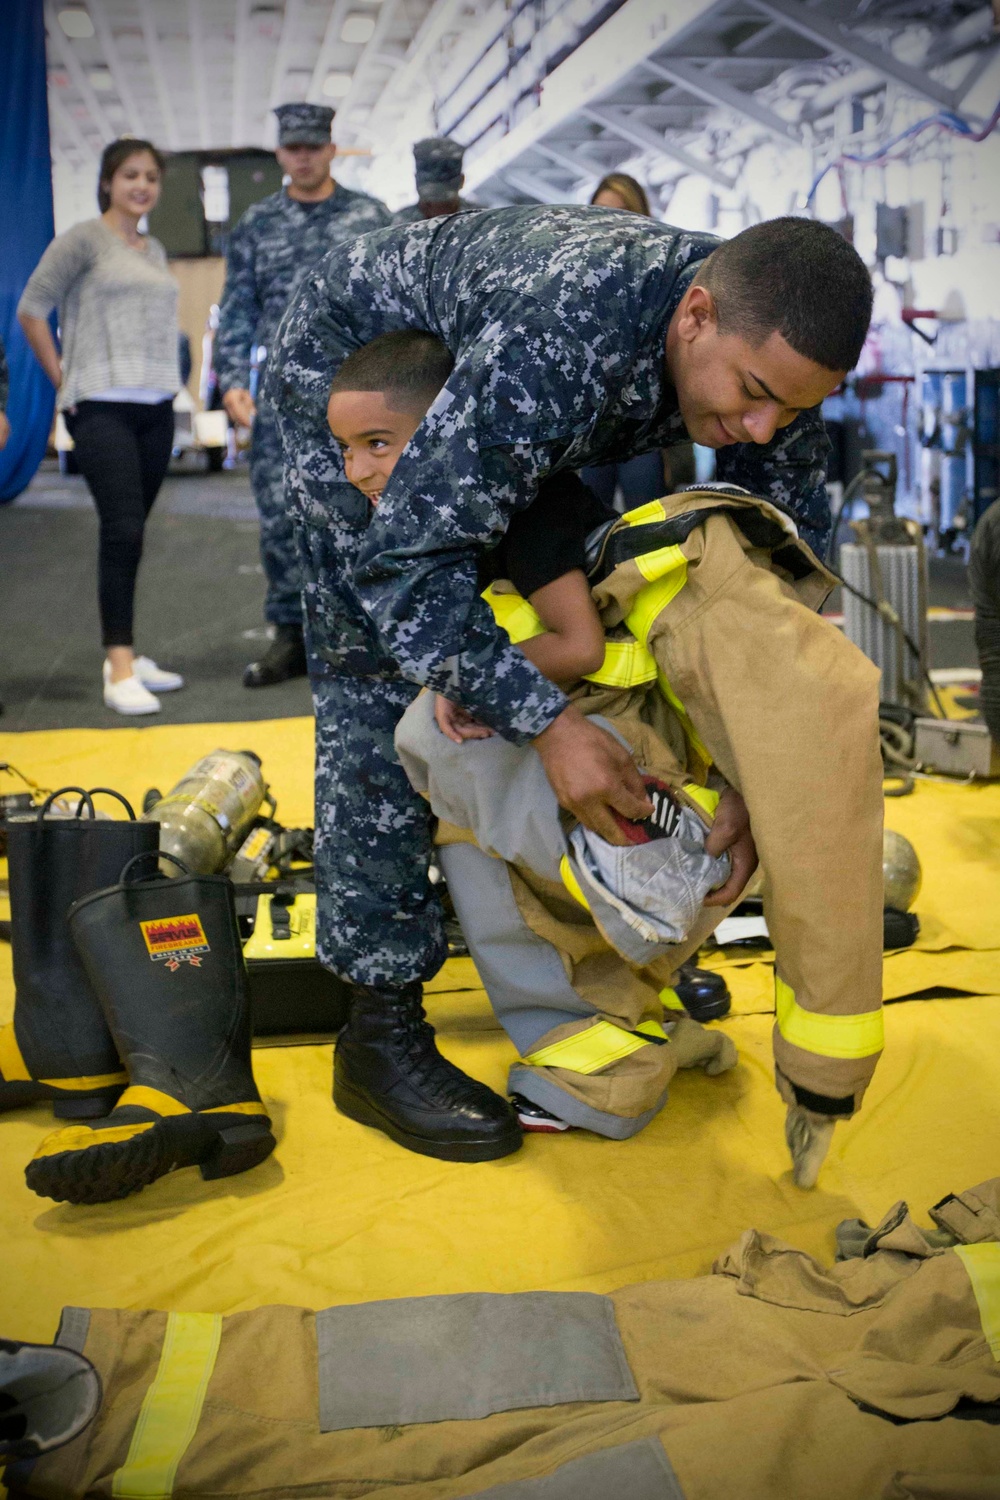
[326,329,612,737]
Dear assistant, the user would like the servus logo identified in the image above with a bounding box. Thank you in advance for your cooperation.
[139,914,210,971]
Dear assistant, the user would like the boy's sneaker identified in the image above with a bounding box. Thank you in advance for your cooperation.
[510,1093,573,1133]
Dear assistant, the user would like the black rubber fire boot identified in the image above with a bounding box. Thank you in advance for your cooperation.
[25,853,275,1205]
[1,789,157,1120]
[334,981,522,1162]
[242,623,307,688]
[671,962,732,1023]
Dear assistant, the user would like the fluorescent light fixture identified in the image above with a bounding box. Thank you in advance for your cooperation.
[57,7,95,38]
[322,70,353,99]
[341,13,376,44]
[88,68,114,91]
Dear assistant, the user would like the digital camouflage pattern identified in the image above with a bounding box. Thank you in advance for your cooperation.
[312,673,446,985]
[268,204,835,984]
[390,198,479,225]
[273,102,334,147]
[216,183,390,623]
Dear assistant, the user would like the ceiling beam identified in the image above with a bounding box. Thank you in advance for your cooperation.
[363,0,471,137]
[503,167,561,202]
[306,0,356,106]
[137,0,181,150]
[87,4,151,139]
[643,56,802,143]
[48,84,99,164]
[231,0,252,147]
[267,0,303,113]
[747,0,958,112]
[329,0,406,133]
[43,3,118,144]
[532,140,603,182]
[187,0,211,148]
[580,105,737,190]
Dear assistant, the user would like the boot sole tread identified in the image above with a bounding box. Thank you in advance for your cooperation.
[25,1117,276,1205]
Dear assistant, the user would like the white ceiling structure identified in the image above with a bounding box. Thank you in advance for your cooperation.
[46,0,1000,219]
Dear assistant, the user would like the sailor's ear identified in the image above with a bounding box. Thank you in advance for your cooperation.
[675,283,719,343]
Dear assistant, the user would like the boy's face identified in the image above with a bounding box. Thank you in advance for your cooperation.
[327,390,425,506]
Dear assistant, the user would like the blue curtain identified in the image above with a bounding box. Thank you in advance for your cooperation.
[0,0,55,504]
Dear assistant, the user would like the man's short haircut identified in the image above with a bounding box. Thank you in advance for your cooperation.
[694,216,873,373]
[329,329,455,413]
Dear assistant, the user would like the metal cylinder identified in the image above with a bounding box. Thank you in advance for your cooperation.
[141,750,266,874]
[840,540,927,707]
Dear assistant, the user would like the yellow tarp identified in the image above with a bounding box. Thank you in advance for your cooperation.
[1,721,998,1349]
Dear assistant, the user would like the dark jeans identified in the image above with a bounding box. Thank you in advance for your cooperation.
[64,399,174,648]
[580,450,665,514]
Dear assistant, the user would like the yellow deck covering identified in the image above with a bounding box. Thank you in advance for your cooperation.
[2,720,998,1350]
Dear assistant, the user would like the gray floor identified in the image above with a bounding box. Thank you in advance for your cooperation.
[0,461,978,734]
[1,461,312,731]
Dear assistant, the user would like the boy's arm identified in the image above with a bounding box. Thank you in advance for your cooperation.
[519,570,607,686]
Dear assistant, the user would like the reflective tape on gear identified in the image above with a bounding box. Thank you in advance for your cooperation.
[481,584,545,646]
[39,1070,128,1091]
[775,976,885,1061]
[558,855,590,911]
[0,1025,32,1082]
[112,1311,222,1498]
[683,783,721,820]
[656,672,712,771]
[525,1021,653,1075]
[584,637,658,689]
[621,500,667,528]
[624,554,688,645]
[636,1018,670,1040]
[660,987,687,1013]
[954,1244,1000,1360]
[118,1086,191,1117]
[31,1121,156,1160]
[201,1101,268,1117]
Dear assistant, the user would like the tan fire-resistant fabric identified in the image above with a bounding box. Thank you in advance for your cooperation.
[15,1181,1000,1500]
[587,496,885,1114]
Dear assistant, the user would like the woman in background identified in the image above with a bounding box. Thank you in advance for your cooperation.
[583,172,668,511]
[18,138,183,716]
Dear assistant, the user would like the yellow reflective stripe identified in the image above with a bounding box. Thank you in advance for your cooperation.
[624,556,688,646]
[32,1121,155,1160]
[621,500,666,527]
[954,1244,1000,1360]
[112,1311,222,1498]
[558,855,589,911]
[584,637,658,689]
[683,783,720,820]
[656,671,713,770]
[1,1025,126,1090]
[775,976,884,1061]
[636,1018,669,1040]
[0,1025,31,1082]
[481,585,545,645]
[636,543,687,583]
[525,1021,652,1076]
[660,987,686,1013]
[119,1086,191,1117]
[201,1101,268,1117]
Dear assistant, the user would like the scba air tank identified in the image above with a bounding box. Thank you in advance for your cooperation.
[142,750,267,873]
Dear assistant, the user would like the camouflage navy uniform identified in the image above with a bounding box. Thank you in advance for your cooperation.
[267,205,834,988]
[390,136,478,225]
[215,180,390,625]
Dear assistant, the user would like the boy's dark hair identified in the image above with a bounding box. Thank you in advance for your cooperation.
[330,329,455,412]
[695,216,873,373]
[98,138,167,213]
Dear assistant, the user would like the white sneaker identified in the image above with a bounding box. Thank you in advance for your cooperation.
[103,671,161,716]
[132,655,184,692]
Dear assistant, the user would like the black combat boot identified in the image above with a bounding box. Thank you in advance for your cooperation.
[25,852,275,1205]
[334,982,522,1162]
[671,962,732,1023]
[242,623,307,688]
[1,788,156,1119]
